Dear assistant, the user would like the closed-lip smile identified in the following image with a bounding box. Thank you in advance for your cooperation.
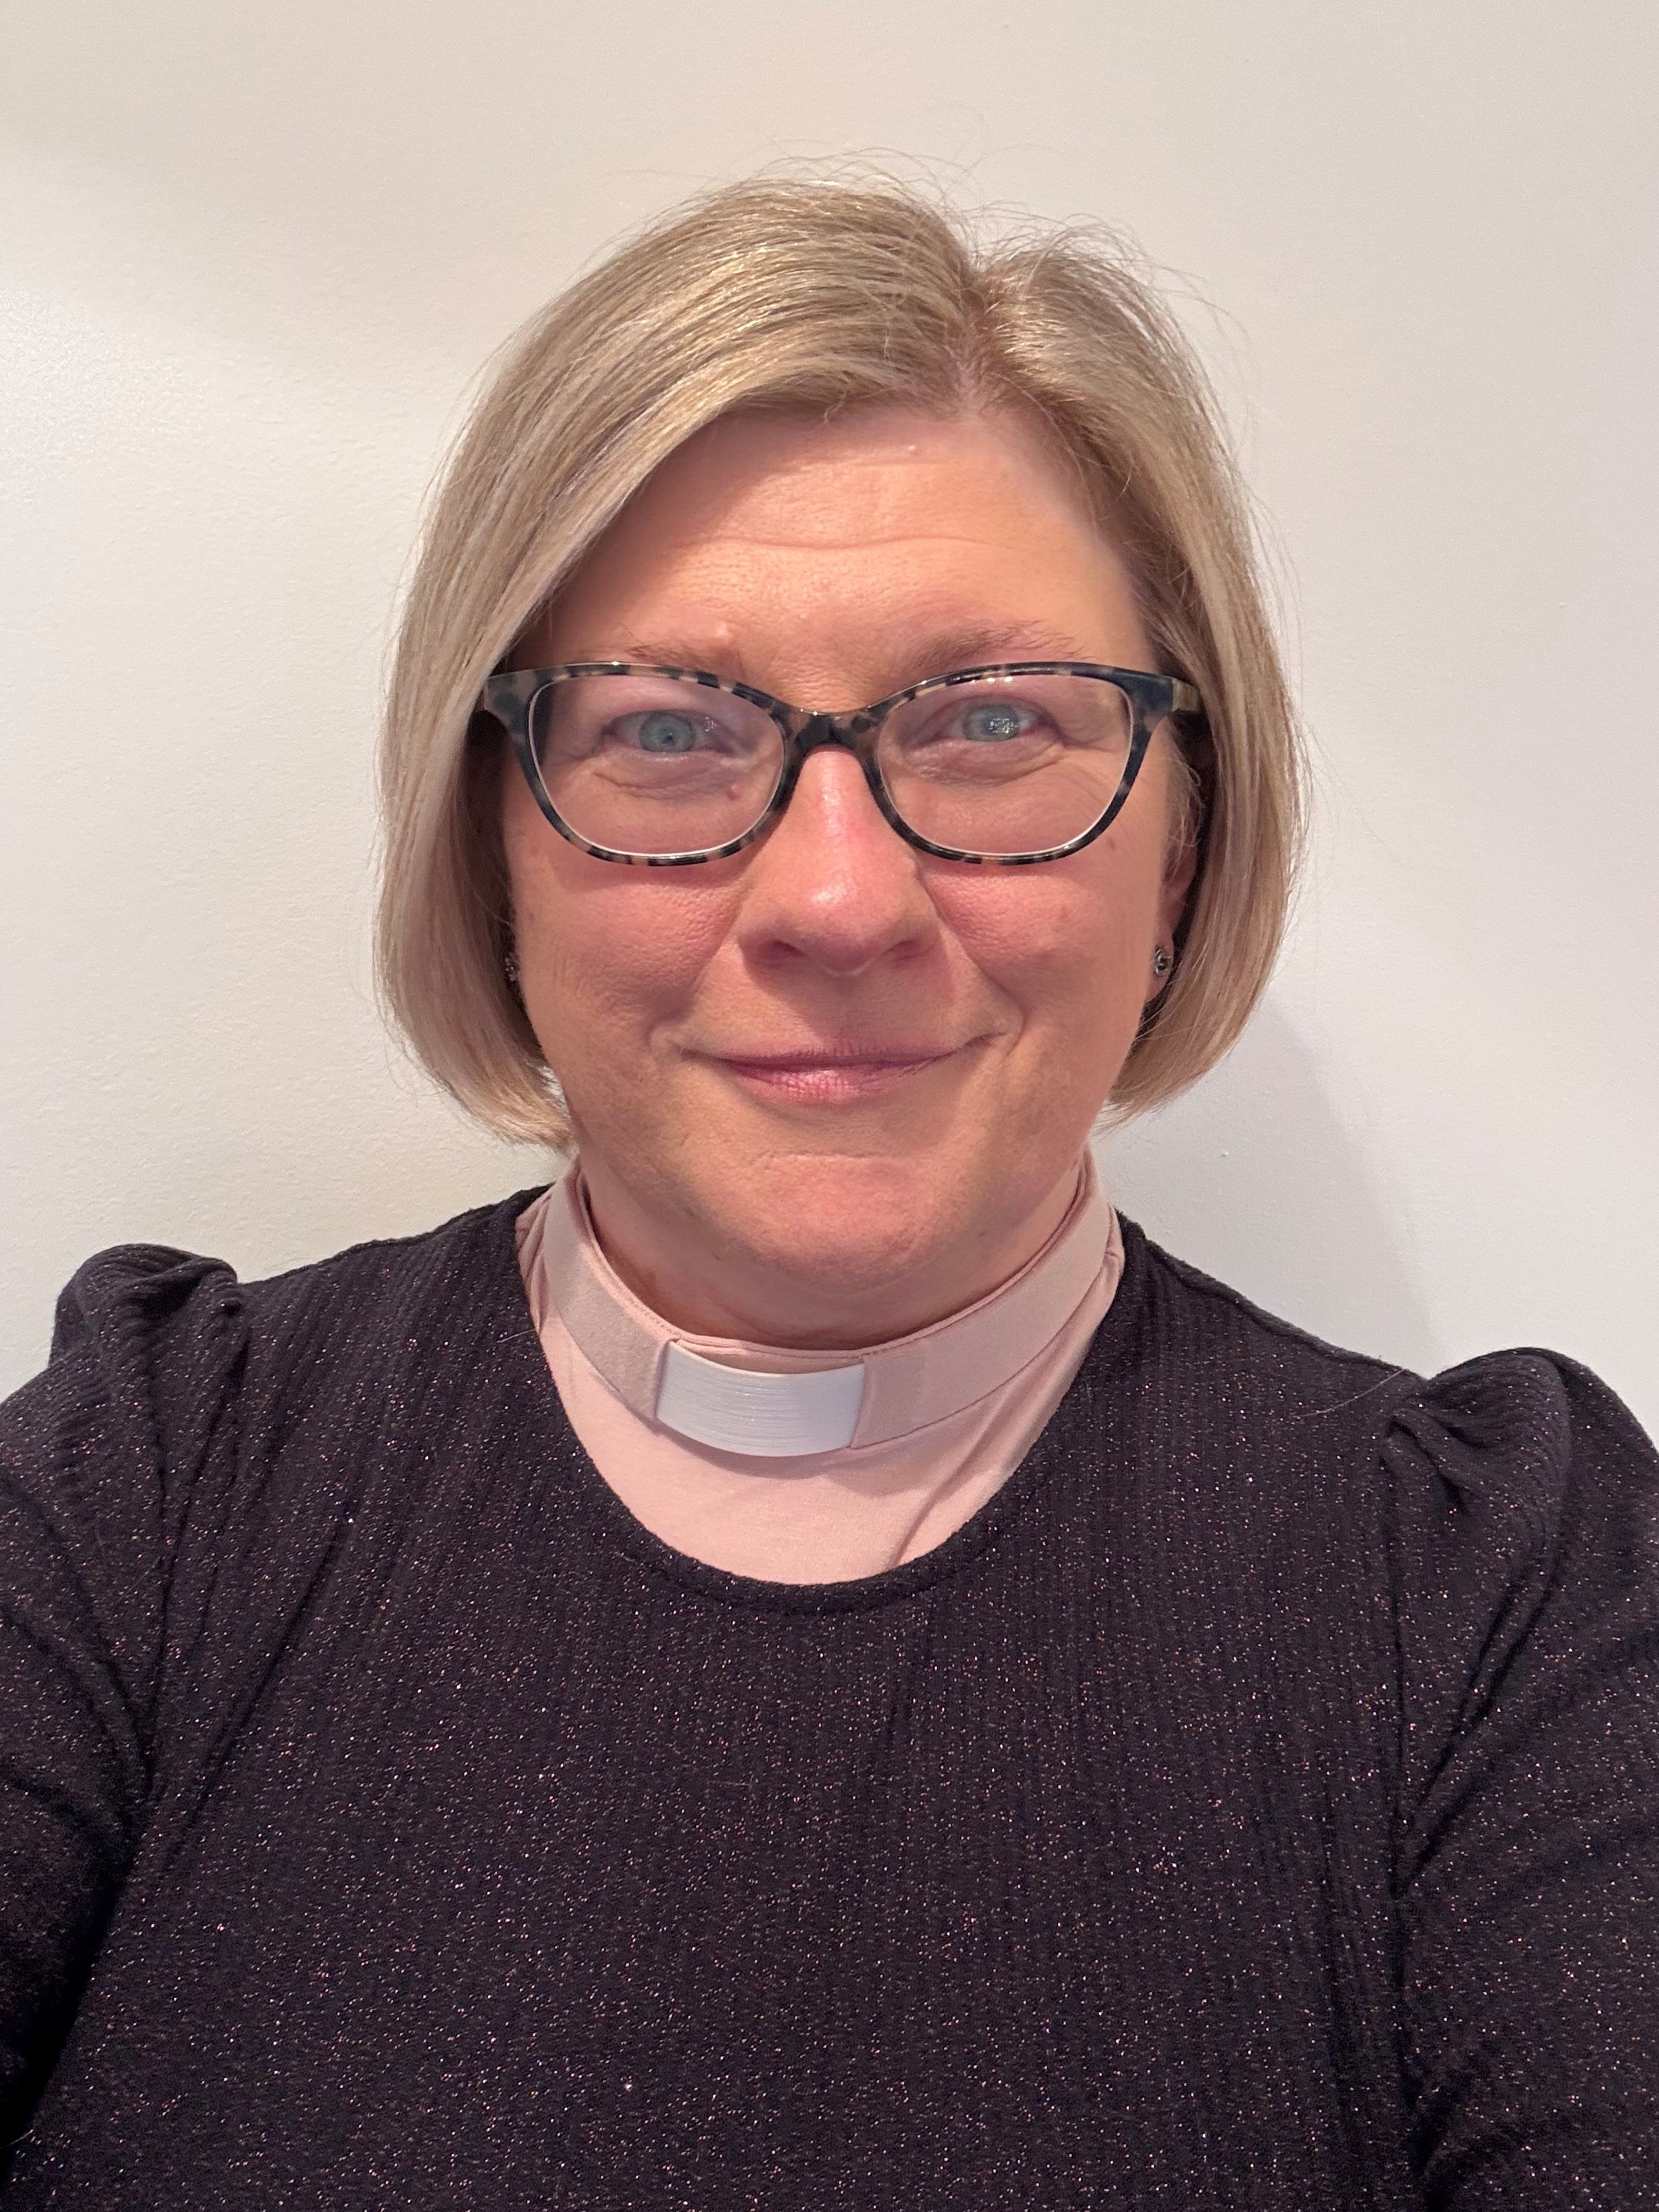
[706,1042,968,1104]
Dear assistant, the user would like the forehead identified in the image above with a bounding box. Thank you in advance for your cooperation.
[543,403,1148,688]
[626,402,1095,536]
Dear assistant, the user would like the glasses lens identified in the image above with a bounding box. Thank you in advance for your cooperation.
[885,668,1141,858]
[878,673,1136,857]
[529,673,784,857]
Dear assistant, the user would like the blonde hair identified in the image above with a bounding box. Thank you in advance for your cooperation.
[378,175,1304,1147]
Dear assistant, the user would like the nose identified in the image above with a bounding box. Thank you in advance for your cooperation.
[732,744,940,978]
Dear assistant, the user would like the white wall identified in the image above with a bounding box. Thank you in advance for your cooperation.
[3,0,1655,1428]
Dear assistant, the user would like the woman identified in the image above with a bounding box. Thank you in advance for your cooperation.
[1,179,1654,2207]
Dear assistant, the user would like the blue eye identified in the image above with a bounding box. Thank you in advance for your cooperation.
[960,701,1032,742]
[635,711,699,754]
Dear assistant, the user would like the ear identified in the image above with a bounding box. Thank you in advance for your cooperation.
[1143,798,1199,1007]
[1158,816,1198,943]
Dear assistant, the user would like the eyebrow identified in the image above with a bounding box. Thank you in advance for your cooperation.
[594,620,1106,699]
[895,620,1102,676]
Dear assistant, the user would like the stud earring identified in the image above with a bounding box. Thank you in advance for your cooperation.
[503,936,521,988]
[1151,946,1173,978]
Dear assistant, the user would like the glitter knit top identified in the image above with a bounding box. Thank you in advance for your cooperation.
[0,1191,1655,2207]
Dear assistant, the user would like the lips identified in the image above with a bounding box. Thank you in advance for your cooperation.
[716,1047,956,1071]
[706,1042,966,1105]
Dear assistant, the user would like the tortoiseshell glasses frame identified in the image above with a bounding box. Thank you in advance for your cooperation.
[478,659,1203,868]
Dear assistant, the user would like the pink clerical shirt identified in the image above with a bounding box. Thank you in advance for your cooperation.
[515,1157,1123,1584]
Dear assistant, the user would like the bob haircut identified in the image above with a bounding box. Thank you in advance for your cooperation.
[378,175,1304,1147]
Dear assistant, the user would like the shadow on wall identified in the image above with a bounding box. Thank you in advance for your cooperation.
[1094,996,1439,1376]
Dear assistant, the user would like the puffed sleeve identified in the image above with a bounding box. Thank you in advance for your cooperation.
[1386,1350,1659,2208]
[0,1244,244,2144]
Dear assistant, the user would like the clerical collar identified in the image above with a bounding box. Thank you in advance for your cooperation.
[532,1160,1113,1458]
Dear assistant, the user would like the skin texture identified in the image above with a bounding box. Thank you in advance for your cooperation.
[502,404,1194,1347]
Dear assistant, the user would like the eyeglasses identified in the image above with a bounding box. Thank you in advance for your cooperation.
[479,659,1201,867]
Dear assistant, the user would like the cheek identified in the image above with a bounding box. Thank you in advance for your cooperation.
[504,794,737,1062]
[928,831,1163,1026]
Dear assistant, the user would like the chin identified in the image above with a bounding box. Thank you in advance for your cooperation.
[711,1150,989,1289]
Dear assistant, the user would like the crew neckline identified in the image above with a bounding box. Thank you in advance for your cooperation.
[492,1179,1150,1615]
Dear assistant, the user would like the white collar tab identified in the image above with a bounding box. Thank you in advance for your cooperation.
[654,1341,865,1456]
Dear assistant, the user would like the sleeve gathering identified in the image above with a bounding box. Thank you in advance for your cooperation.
[0,1245,244,2143]
[1385,1350,1659,2208]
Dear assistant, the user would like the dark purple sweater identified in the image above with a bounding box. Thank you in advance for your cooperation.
[1,1190,1655,2208]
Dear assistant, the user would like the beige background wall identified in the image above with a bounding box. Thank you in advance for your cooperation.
[3,0,1655,1425]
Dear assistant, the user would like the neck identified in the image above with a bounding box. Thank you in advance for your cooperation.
[573,1151,1087,1350]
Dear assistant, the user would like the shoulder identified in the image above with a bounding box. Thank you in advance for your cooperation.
[229,1183,551,1388]
[1119,1214,1652,1483]
[1121,1216,1410,1414]
[3,1186,552,1542]
[1117,1216,1659,1776]
[47,1183,542,1372]
[1378,1342,1658,1824]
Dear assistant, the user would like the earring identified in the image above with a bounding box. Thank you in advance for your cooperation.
[1151,946,1173,978]
[503,937,521,988]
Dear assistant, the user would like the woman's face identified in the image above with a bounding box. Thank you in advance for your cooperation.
[502,404,1193,1345]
